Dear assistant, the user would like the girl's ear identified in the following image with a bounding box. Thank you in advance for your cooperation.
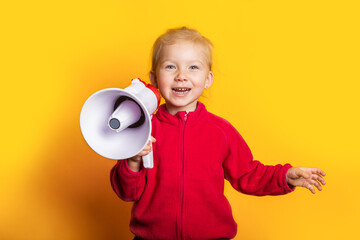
[149,71,158,88]
[205,71,214,89]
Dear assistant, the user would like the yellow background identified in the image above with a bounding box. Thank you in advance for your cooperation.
[1,0,359,239]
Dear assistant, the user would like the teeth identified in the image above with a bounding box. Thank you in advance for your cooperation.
[172,88,190,92]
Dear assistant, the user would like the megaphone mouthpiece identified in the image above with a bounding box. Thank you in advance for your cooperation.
[108,99,142,132]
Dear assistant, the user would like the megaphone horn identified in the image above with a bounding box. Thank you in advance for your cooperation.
[80,78,160,168]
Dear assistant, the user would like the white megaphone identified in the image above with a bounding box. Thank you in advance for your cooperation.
[80,78,160,168]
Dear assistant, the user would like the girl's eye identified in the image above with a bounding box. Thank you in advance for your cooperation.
[189,65,199,70]
[165,65,175,69]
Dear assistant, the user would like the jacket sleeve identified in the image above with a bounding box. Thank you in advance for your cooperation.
[222,124,295,196]
[110,160,146,201]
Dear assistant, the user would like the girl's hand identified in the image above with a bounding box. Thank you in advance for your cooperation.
[127,136,156,172]
[286,167,326,194]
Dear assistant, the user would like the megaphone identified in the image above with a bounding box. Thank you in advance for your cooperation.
[80,78,160,168]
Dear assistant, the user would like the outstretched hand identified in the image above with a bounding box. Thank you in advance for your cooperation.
[286,167,326,194]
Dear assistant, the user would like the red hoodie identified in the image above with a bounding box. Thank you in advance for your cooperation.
[110,102,294,240]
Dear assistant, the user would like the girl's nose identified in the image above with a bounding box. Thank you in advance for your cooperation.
[175,70,187,82]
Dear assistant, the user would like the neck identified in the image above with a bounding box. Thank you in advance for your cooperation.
[165,102,198,115]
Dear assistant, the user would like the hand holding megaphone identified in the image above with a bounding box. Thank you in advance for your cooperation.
[80,78,161,168]
[127,136,156,171]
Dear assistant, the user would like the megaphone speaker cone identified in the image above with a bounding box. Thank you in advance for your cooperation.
[80,88,151,160]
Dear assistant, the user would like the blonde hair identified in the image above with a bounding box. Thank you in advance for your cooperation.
[151,27,213,72]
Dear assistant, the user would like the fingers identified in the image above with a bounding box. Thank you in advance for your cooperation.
[295,168,310,179]
[308,167,326,177]
[311,173,326,186]
[304,176,325,194]
[137,145,152,156]
[287,167,307,179]
[307,168,326,191]
[136,137,156,157]
[301,179,318,194]
[310,179,323,192]
[306,183,316,194]
[306,181,322,194]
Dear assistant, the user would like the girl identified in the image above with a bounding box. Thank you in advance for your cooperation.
[110,27,326,240]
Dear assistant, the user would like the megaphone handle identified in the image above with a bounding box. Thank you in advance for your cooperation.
[142,148,154,168]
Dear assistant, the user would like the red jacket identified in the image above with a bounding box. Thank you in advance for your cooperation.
[110,102,294,240]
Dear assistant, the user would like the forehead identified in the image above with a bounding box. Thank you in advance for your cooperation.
[159,40,208,62]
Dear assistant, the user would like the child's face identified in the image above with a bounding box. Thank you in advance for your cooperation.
[150,40,213,115]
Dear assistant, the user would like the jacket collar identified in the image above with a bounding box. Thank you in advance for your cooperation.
[155,102,207,126]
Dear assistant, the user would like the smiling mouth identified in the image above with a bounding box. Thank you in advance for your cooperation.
[172,87,191,93]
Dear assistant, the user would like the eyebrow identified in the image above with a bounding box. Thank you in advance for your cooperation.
[159,59,205,66]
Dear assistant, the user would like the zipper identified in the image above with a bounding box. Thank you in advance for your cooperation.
[179,112,188,240]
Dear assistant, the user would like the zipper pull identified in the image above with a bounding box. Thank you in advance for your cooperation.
[184,112,188,121]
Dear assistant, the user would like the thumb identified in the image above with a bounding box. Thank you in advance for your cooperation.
[297,168,310,179]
